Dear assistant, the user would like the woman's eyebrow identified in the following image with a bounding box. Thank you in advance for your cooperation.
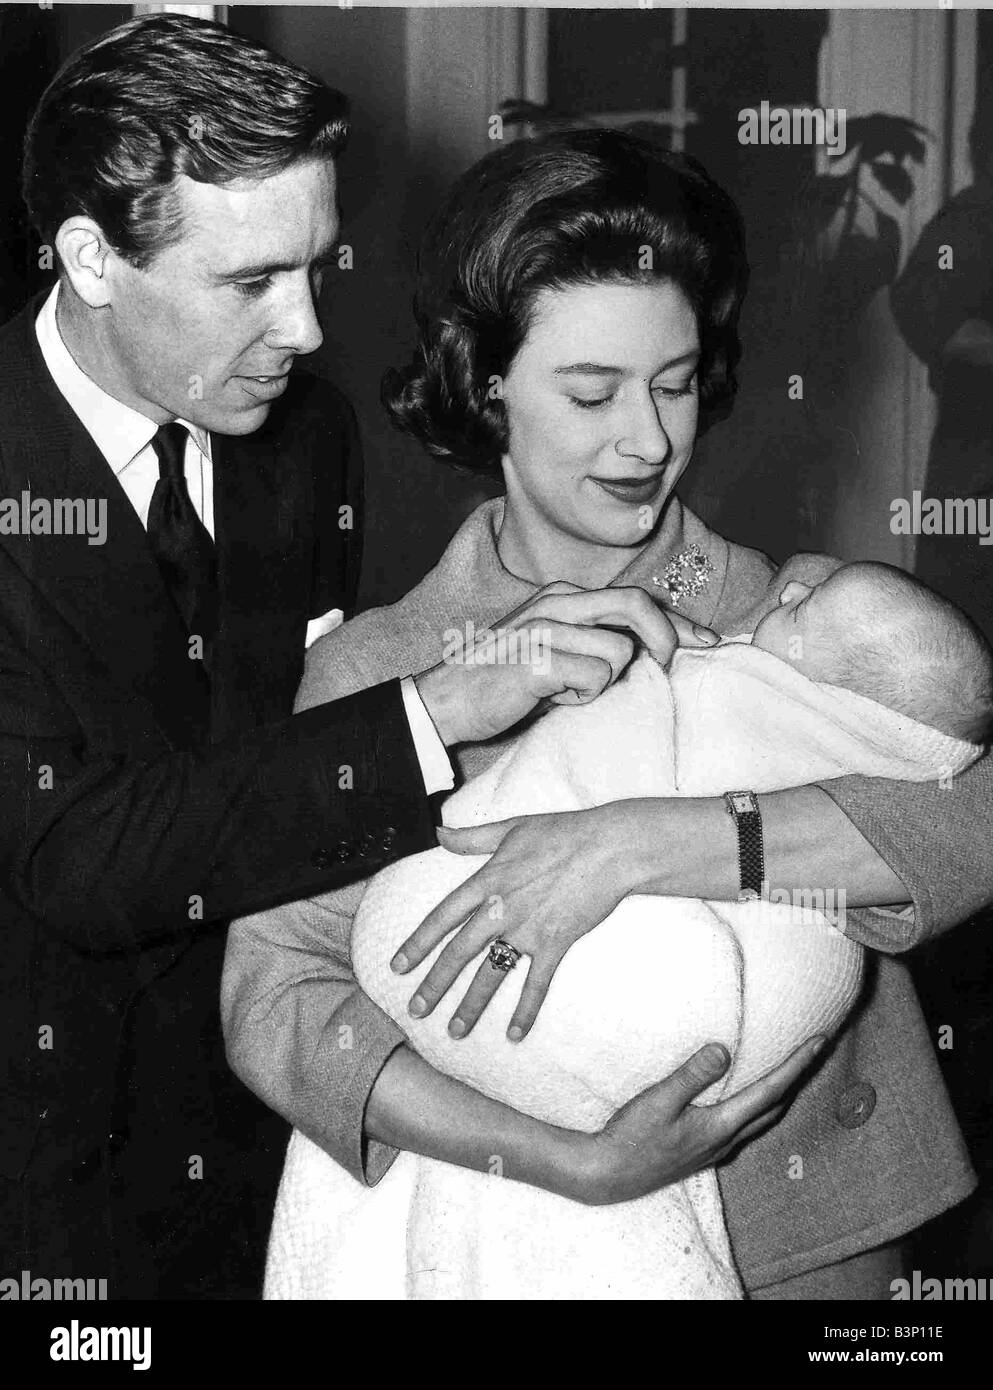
[653,349,702,370]
[553,349,701,377]
[553,363,622,376]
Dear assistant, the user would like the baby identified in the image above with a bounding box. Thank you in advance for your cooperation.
[751,561,993,744]
[265,562,990,1301]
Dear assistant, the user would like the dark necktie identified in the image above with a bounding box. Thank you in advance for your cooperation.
[147,423,217,656]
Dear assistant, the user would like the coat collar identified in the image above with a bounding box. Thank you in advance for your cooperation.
[466,494,732,630]
[295,492,731,717]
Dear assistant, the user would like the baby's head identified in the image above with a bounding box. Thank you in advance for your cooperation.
[752,562,993,743]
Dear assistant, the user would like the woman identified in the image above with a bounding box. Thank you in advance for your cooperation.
[223,129,990,1299]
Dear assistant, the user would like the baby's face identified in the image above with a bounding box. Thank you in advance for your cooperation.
[751,568,856,679]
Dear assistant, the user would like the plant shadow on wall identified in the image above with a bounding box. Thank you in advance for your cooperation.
[501,102,929,560]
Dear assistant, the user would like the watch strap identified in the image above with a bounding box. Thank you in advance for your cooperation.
[724,790,765,900]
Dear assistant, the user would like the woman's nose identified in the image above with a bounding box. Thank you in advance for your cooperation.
[615,393,671,466]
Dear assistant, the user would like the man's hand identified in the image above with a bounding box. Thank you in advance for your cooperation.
[413,582,717,747]
[565,1036,826,1206]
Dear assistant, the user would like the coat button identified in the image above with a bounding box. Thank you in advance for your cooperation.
[311,849,334,870]
[836,1082,877,1129]
[335,839,354,862]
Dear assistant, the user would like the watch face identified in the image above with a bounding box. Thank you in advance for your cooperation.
[729,792,754,815]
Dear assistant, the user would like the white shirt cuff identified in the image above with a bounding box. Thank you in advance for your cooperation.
[400,675,455,796]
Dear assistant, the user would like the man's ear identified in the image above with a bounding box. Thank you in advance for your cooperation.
[55,216,117,309]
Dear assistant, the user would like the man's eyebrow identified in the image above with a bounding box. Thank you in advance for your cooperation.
[211,237,341,282]
[553,350,700,376]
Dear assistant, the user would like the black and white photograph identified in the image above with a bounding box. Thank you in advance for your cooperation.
[0,0,991,1354]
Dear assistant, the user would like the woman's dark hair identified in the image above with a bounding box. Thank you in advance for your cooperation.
[384,127,749,475]
[23,13,349,268]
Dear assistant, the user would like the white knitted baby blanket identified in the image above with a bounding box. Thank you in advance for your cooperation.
[265,641,980,1300]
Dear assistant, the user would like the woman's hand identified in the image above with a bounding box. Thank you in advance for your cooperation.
[565,1035,827,1206]
[366,1031,826,1207]
[391,802,638,1040]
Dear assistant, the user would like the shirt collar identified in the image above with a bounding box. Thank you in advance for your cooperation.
[34,282,210,474]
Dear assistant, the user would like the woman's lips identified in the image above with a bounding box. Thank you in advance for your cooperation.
[590,474,665,504]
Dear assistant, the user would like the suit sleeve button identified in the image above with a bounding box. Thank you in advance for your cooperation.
[836,1082,877,1128]
[311,849,334,870]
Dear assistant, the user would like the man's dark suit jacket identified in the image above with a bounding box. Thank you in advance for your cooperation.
[0,296,436,1297]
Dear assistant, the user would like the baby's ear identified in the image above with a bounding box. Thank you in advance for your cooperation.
[778,580,811,606]
[772,551,842,594]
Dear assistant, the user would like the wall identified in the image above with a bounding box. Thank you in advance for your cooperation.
[816,7,958,570]
[231,5,496,611]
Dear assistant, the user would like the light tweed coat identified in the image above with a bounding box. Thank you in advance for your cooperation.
[223,495,988,1290]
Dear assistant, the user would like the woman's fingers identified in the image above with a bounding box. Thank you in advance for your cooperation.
[506,954,559,1040]
[607,1044,731,1133]
[445,954,510,1037]
[708,1036,826,1143]
[404,911,495,1017]
[719,1105,787,1156]
[436,819,520,856]
[659,1043,733,1111]
[447,946,563,1041]
[391,870,489,973]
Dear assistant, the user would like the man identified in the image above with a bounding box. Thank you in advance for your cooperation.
[0,14,708,1298]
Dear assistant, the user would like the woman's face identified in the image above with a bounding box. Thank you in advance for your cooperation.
[500,279,701,550]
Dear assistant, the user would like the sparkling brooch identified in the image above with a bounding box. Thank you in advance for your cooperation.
[651,544,714,608]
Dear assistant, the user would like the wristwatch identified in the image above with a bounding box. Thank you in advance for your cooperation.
[724,790,765,901]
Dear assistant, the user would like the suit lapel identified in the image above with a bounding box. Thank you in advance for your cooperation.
[0,303,318,748]
[208,395,312,742]
[0,305,211,748]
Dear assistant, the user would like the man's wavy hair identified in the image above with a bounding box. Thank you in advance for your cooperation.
[385,127,749,476]
[23,13,349,269]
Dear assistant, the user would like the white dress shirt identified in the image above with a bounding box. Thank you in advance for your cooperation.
[35,283,453,795]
